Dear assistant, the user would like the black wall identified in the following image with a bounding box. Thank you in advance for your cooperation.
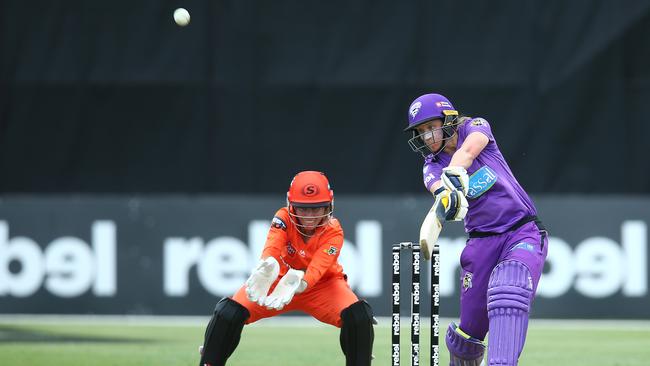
[2,0,650,194]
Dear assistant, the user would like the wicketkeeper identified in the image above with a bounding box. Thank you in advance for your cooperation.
[404,93,549,366]
[198,171,375,366]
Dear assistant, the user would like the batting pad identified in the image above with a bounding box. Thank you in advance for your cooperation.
[486,261,533,365]
[445,321,485,366]
[340,300,375,366]
[200,298,249,366]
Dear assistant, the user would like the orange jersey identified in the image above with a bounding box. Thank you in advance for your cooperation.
[261,207,345,289]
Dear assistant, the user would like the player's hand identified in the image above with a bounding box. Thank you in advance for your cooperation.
[263,269,305,311]
[436,187,468,222]
[245,257,280,305]
[442,166,469,196]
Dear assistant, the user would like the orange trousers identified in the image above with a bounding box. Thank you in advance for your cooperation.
[232,275,358,328]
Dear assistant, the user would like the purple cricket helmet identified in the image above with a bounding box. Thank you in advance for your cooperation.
[404,93,460,156]
[404,93,456,131]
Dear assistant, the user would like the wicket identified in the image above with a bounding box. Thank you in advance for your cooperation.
[392,242,440,366]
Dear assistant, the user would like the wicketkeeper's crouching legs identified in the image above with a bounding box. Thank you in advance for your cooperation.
[199,297,250,366]
[486,260,533,366]
[339,300,375,366]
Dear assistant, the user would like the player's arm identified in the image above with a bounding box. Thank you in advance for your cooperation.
[433,132,488,221]
[245,210,289,305]
[260,211,290,260]
[429,180,442,194]
[423,161,467,222]
[438,132,489,215]
[449,131,489,169]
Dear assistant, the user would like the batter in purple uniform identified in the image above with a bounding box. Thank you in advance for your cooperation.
[404,93,548,366]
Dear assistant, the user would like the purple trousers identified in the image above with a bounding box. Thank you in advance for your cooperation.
[458,220,548,340]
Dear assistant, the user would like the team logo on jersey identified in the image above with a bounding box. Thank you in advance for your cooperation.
[272,216,287,230]
[410,102,422,117]
[324,246,338,256]
[286,242,296,256]
[467,166,497,199]
[462,272,473,291]
[470,118,487,126]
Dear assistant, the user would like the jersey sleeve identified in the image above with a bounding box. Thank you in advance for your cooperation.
[260,208,290,261]
[464,117,495,142]
[423,160,443,193]
[302,227,344,288]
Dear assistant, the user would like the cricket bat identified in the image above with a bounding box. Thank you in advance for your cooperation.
[419,195,446,260]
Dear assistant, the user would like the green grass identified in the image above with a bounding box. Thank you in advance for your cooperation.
[1,317,649,365]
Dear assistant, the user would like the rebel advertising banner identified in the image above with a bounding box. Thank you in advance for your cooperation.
[0,195,648,318]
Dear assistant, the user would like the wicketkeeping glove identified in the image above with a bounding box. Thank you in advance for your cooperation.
[245,257,280,305]
[263,269,306,311]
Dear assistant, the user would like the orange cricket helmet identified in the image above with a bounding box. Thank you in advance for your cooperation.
[287,171,334,207]
[286,171,334,236]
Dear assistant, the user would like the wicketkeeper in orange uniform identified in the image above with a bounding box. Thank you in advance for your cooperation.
[199,171,375,366]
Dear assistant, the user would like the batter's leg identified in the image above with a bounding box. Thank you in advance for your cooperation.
[486,260,534,366]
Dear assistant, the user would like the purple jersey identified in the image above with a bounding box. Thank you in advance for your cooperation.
[422,117,537,233]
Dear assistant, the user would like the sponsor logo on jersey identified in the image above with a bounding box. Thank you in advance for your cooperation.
[511,242,534,252]
[272,216,287,230]
[467,166,497,199]
[324,246,338,256]
[470,118,487,126]
[410,102,422,117]
[286,242,296,256]
[463,272,473,291]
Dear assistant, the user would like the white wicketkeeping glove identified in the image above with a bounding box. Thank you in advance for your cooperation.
[441,166,469,196]
[245,257,280,306]
[263,269,306,311]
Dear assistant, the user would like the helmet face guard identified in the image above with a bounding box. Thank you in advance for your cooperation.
[288,205,333,231]
[407,110,460,157]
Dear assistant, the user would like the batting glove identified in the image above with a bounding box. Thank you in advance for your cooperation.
[245,257,280,305]
[434,187,468,222]
[441,166,469,196]
[263,269,305,311]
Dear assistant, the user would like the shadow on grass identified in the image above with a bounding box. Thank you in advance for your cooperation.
[0,325,153,344]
